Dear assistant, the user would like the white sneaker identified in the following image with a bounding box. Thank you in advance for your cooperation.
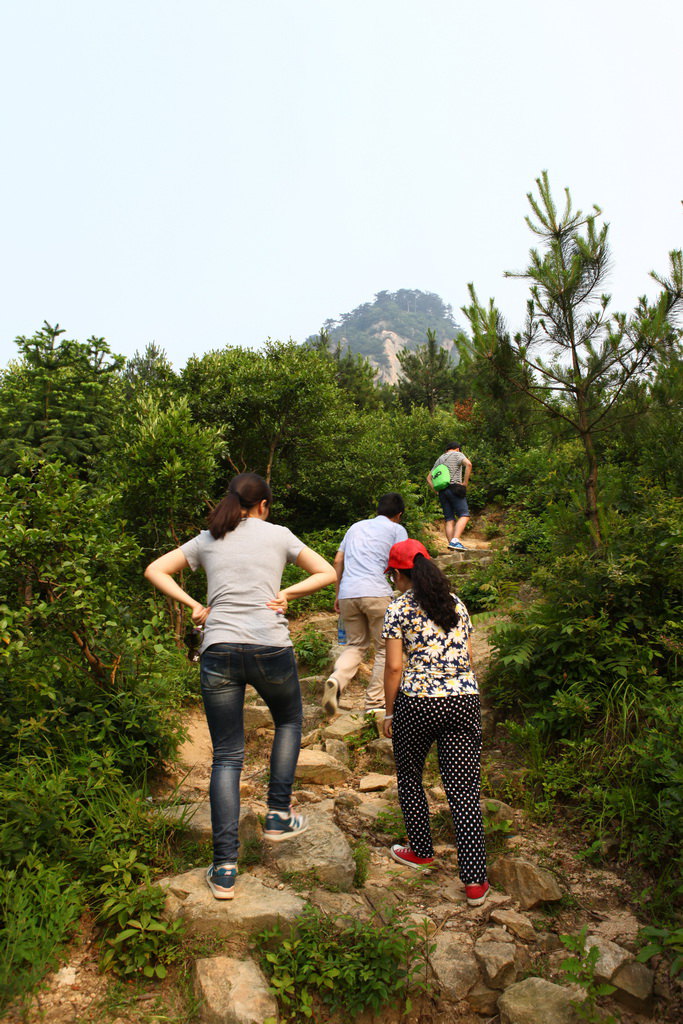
[323,677,339,717]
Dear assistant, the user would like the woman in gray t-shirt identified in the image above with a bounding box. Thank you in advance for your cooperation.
[144,473,335,900]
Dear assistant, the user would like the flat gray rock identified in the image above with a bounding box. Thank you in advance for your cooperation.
[268,810,355,891]
[359,773,394,792]
[585,932,631,980]
[157,868,304,938]
[491,908,536,942]
[194,956,277,1024]
[294,748,350,784]
[322,712,368,740]
[498,977,582,1023]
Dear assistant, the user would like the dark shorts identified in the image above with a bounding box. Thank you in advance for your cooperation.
[439,485,469,522]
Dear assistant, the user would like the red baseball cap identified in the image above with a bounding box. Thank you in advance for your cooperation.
[387,539,431,571]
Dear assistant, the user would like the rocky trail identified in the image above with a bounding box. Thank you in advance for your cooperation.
[8,546,681,1024]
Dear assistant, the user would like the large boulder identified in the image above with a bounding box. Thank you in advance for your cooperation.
[157,868,304,938]
[267,810,355,891]
[193,956,278,1024]
[488,857,563,909]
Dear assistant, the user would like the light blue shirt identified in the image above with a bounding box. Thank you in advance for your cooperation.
[338,516,408,600]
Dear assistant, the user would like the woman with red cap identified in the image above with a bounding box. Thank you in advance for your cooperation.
[381,539,489,907]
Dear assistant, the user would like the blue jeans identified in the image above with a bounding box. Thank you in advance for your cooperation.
[200,643,303,864]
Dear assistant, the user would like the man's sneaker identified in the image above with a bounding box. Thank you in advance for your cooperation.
[206,863,237,900]
[465,880,490,907]
[263,809,308,842]
[448,539,466,550]
[389,844,435,869]
[322,677,340,717]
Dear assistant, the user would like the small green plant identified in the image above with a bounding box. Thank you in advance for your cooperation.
[637,922,683,979]
[254,904,433,1021]
[345,717,379,750]
[98,851,185,979]
[238,836,264,869]
[559,926,616,1023]
[292,626,332,673]
[373,807,405,839]
[483,802,514,859]
[352,840,371,887]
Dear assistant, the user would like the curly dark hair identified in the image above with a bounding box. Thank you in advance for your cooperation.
[402,554,459,632]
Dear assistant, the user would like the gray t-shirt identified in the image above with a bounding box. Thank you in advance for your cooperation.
[338,516,408,600]
[432,450,467,485]
[181,518,304,651]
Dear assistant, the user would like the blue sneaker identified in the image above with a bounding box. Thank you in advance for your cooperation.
[448,539,466,550]
[206,863,237,900]
[263,809,308,842]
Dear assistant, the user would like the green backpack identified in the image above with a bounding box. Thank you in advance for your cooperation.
[432,464,451,491]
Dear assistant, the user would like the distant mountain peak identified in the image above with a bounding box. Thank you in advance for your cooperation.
[307,288,461,384]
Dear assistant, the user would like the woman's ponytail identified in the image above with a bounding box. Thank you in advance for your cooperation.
[207,473,272,539]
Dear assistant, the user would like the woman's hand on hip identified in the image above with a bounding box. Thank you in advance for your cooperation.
[191,604,211,626]
[266,591,288,614]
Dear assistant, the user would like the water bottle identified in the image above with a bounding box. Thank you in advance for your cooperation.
[337,617,347,644]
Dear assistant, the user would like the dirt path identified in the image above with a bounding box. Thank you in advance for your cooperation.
[7,613,680,1024]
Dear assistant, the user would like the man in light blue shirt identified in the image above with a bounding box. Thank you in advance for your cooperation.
[323,493,407,715]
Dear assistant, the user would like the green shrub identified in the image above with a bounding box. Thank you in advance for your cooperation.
[255,904,433,1021]
[98,851,185,979]
[0,854,84,1011]
[292,626,332,673]
[488,493,683,895]
[351,840,371,887]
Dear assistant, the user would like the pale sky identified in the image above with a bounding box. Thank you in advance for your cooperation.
[1,0,681,370]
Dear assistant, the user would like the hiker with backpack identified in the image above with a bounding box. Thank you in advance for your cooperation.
[427,442,472,551]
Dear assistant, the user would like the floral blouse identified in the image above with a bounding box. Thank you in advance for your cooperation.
[382,591,478,697]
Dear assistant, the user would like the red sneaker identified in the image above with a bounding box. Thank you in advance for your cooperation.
[465,881,490,907]
[390,844,435,869]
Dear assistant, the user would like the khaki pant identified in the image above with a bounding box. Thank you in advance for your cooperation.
[332,595,391,709]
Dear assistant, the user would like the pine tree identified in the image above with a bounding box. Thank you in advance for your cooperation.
[463,172,683,547]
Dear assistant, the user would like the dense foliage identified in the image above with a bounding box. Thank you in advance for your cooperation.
[0,176,681,1007]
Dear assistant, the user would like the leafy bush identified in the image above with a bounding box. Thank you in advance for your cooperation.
[488,493,683,895]
[98,851,184,979]
[255,904,433,1021]
[0,854,84,1011]
[292,626,332,673]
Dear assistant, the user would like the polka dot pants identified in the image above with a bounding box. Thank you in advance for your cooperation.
[392,691,487,885]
